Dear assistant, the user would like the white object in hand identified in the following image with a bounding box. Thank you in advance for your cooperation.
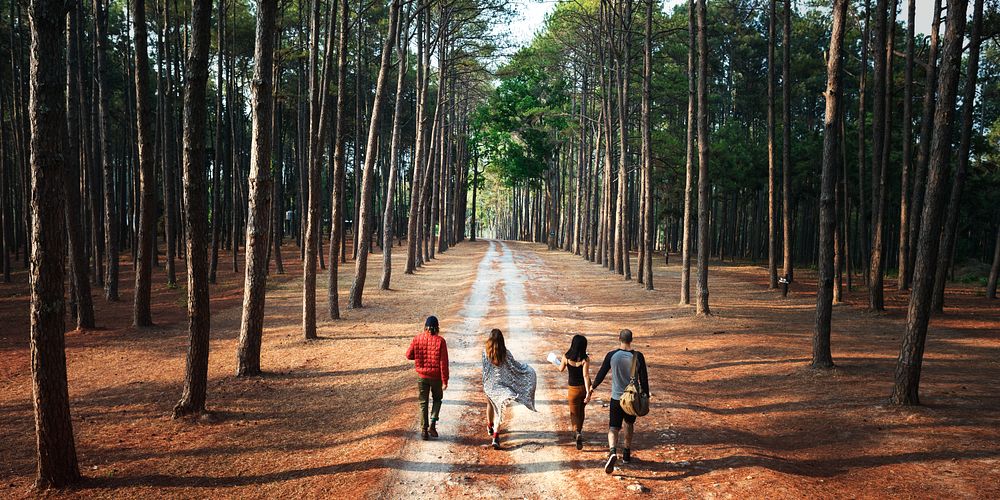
[546,352,561,367]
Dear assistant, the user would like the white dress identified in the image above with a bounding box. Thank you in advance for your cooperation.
[482,349,537,427]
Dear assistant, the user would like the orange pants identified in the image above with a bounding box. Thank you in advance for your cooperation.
[568,385,586,432]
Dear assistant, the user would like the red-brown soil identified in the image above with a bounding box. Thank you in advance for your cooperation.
[1,240,998,498]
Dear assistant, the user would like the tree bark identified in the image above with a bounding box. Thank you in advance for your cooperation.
[869,0,897,310]
[64,4,94,329]
[209,0,225,284]
[93,0,118,301]
[161,0,176,287]
[132,0,156,327]
[237,0,277,377]
[931,0,983,313]
[328,0,350,319]
[349,0,401,309]
[173,0,213,417]
[640,0,653,289]
[767,0,778,289]
[813,0,847,370]
[381,10,409,290]
[890,0,967,406]
[28,0,82,487]
[780,0,793,284]
[695,0,710,316]
[906,0,941,285]
[680,0,695,305]
[897,0,915,290]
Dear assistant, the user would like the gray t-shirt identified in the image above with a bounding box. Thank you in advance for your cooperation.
[593,349,649,400]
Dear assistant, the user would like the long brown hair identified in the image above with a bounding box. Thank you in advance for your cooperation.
[485,329,506,366]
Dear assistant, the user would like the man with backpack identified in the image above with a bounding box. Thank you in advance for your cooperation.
[588,329,649,473]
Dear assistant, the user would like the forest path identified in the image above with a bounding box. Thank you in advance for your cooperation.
[384,240,578,498]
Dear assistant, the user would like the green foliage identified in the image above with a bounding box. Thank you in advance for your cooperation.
[472,55,569,186]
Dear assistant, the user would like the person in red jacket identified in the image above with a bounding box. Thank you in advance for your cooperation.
[406,316,450,440]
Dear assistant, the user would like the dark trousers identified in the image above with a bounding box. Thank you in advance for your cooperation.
[418,377,443,429]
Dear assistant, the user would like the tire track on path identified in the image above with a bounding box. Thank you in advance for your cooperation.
[384,241,505,498]
[384,241,580,498]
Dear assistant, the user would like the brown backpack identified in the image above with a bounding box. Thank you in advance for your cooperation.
[620,353,649,417]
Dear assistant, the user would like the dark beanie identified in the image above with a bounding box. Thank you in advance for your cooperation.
[425,316,439,329]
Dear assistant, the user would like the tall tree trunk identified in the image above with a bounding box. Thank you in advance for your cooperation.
[781,0,792,284]
[890,0,967,406]
[328,0,349,319]
[64,4,95,329]
[132,0,156,327]
[680,0,695,305]
[897,0,915,290]
[304,0,339,336]
[931,0,983,313]
[695,0,710,316]
[857,0,871,284]
[906,0,941,285]
[93,0,118,301]
[404,3,428,274]
[381,10,409,290]
[236,0,277,377]
[209,0,225,284]
[28,0,81,487]
[173,0,213,417]
[813,0,847,370]
[640,0,653,289]
[869,0,897,310]
[767,0,778,289]
[349,0,401,309]
[161,0,176,287]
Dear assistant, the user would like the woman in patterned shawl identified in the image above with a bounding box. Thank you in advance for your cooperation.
[482,328,537,450]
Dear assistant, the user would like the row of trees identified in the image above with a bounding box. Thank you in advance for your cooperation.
[472,0,998,401]
[5,0,509,489]
[475,0,999,309]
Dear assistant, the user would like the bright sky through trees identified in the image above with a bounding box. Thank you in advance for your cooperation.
[510,0,945,48]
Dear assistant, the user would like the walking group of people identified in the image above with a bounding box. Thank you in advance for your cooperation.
[405,316,650,474]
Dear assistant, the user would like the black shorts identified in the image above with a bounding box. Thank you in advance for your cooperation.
[609,399,636,429]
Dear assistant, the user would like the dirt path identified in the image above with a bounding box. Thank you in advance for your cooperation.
[385,241,577,498]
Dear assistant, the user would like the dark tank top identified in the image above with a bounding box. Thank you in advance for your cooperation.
[567,358,586,387]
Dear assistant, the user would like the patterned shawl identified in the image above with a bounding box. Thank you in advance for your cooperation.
[482,349,537,427]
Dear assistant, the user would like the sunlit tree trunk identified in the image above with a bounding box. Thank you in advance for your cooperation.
[767,0,778,289]
[813,0,847,370]
[236,0,277,377]
[173,0,213,417]
[349,0,401,308]
[381,9,409,290]
[680,0,695,305]
[640,0,653,289]
[695,0,710,315]
[328,0,349,319]
[781,0,793,285]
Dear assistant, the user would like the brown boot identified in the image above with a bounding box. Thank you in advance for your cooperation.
[429,422,439,438]
[421,429,429,440]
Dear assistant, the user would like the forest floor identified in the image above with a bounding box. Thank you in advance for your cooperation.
[1,239,998,498]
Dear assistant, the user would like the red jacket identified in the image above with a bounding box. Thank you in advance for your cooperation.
[406,332,449,384]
